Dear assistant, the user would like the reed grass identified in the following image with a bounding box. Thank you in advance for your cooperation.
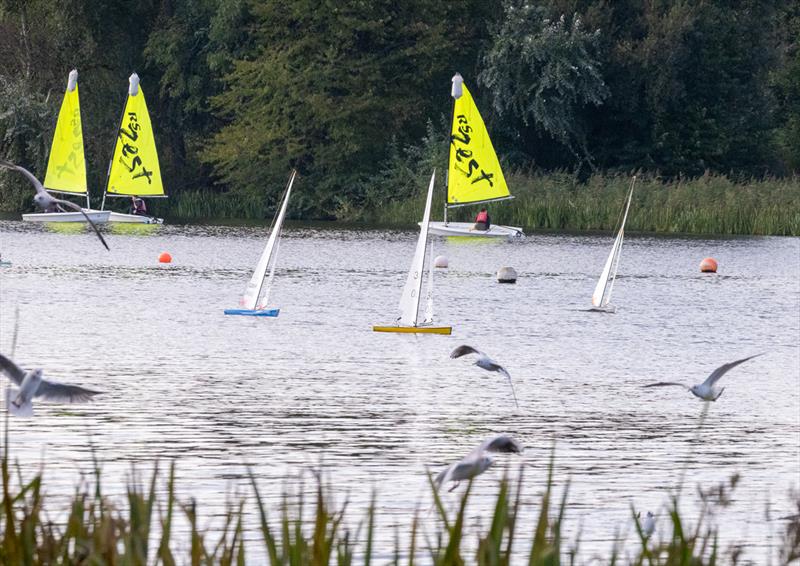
[359,171,800,236]
[1,425,797,565]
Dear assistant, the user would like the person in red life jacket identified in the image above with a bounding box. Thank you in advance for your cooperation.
[474,207,490,231]
[130,196,147,216]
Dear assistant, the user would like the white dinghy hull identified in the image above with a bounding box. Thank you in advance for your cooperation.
[107,211,163,224]
[426,221,524,238]
[22,210,110,223]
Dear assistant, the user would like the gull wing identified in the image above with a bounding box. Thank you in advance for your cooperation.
[450,345,481,359]
[642,382,688,389]
[702,353,764,387]
[35,379,102,403]
[0,161,46,194]
[0,353,26,385]
[434,463,454,488]
[475,435,523,455]
[53,199,110,251]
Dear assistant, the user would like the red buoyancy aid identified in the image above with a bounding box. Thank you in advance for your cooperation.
[475,210,489,224]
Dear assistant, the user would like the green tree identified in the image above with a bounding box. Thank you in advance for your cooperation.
[479,1,609,170]
[203,0,497,216]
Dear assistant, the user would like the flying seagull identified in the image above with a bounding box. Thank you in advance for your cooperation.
[0,353,102,416]
[642,354,764,401]
[450,345,519,408]
[434,434,523,491]
[0,160,109,250]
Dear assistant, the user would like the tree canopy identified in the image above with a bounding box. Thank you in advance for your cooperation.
[0,0,797,216]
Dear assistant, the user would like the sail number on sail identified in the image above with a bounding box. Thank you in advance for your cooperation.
[118,112,154,185]
[451,114,495,188]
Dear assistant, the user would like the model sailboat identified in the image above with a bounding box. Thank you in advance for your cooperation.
[101,73,166,224]
[22,70,110,224]
[225,170,296,317]
[374,171,451,334]
[427,73,523,238]
[591,176,636,312]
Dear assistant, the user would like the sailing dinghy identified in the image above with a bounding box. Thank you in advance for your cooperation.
[22,70,110,224]
[224,170,296,317]
[590,176,636,313]
[374,171,452,334]
[427,73,523,238]
[101,73,166,224]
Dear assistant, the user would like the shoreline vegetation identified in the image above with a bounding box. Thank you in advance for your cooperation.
[1,435,798,564]
[149,172,800,236]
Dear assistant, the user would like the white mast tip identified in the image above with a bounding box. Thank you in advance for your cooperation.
[451,73,463,99]
[128,73,140,96]
[67,70,78,92]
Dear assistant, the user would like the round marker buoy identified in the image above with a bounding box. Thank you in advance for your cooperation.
[434,255,448,268]
[497,266,517,283]
[158,252,172,264]
[700,257,717,273]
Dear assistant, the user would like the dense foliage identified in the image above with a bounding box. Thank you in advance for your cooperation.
[0,0,798,222]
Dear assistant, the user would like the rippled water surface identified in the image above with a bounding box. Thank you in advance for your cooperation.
[0,220,798,560]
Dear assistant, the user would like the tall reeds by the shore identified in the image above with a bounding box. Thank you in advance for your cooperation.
[359,172,800,236]
[1,432,797,565]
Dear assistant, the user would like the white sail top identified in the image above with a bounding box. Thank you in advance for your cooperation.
[398,171,436,326]
[241,170,296,310]
[592,178,635,308]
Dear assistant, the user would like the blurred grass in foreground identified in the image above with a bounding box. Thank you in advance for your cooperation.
[1,430,797,565]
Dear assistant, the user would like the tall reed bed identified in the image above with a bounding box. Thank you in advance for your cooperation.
[359,172,800,236]
[1,431,797,565]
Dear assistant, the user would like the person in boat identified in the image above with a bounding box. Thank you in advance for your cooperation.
[474,208,491,231]
[130,196,147,216]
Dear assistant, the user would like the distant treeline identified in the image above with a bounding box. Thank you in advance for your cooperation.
[1,0,799,228]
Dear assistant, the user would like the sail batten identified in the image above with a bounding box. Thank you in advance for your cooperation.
[106,73,165,198]
[447,82,510,206]
[44,70,87,195]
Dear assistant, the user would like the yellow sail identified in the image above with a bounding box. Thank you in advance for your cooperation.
[447,81,510,206]
[106,74,165,197]
[44,70,87,195]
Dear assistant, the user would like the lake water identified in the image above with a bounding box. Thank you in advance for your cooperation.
[0,220,798,561]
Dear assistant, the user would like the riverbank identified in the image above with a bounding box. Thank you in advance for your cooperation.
[2,172,799,235]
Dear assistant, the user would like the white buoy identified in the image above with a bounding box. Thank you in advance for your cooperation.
[497,266,517,283]
[434,255,449,268]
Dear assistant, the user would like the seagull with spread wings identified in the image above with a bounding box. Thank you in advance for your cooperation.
[0,353,102,416]
[450,345,519,408]
[642,354,764,401]
[0,160,109,250]
[434,435,523,491]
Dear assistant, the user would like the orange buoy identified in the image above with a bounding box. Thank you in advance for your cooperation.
[158,252,172,264]
[700,257,717,273]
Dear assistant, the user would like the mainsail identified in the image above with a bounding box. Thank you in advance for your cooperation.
[447,75,511,208]
[398,170,436,326]
[106,73,165,198]
[44,70,87,197]
[591,178,636,309]
[240,170,296,311]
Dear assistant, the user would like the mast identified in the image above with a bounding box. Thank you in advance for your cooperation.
[101,74,136,211]
[445,73,463,226]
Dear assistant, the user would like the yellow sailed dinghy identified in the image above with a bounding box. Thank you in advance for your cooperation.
[22,70,110,224]
[373,170,452,335]
[100,73,166,224]
[426,73,523,238]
